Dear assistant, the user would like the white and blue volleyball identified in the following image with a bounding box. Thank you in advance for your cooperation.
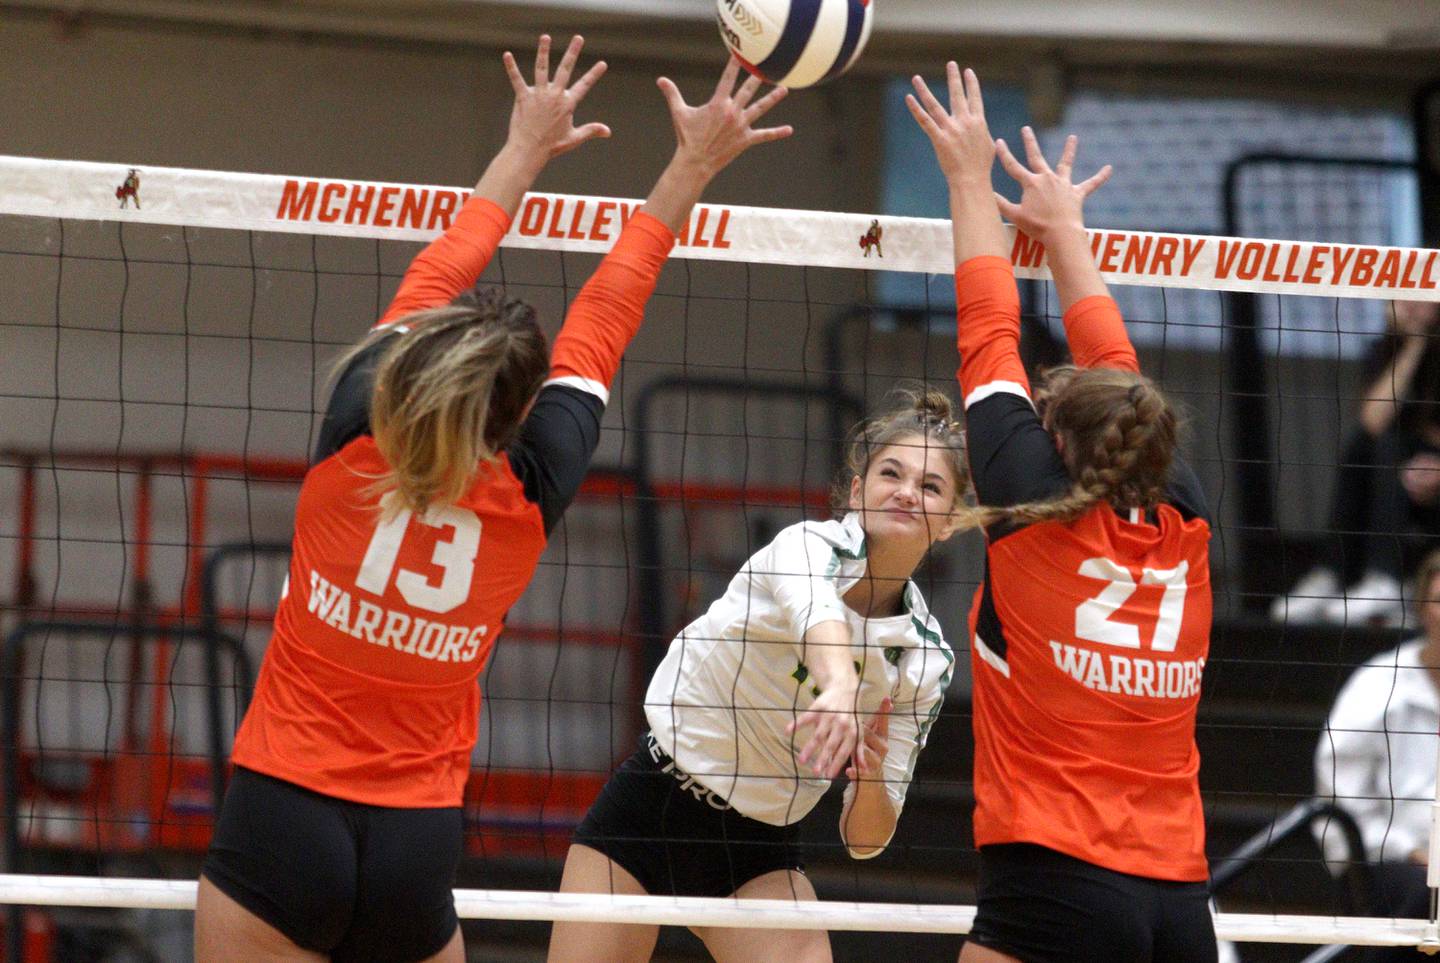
[716,0,874,89]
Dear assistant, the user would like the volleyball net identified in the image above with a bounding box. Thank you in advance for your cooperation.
[1,154,1438,958]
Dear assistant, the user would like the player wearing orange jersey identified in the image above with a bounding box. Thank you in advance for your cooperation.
[194,39,793,963]
[907,65,1218,963]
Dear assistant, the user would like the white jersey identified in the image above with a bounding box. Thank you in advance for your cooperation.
[645,513,954,830]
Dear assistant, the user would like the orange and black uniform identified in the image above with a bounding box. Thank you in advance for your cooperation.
[203,196,676,961]
[955,257,1218,963]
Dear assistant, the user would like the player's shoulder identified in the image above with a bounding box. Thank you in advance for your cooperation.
[744,514,866,586]
[766,513,866,558]
[1354,638,1426,675]
[1156,502,1213,538]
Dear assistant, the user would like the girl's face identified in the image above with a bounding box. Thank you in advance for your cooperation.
[849,434,962,548]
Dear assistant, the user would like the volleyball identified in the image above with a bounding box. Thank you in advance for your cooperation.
[715,0,874,89]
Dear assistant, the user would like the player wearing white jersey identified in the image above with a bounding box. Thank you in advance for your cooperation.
[550,389,971,963]
[646,511,952,829]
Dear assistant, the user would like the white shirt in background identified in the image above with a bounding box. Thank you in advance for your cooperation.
[645,513,954,839]
[1315,638,1440,866]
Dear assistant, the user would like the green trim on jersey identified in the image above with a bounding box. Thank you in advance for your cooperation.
[901,613,954,789]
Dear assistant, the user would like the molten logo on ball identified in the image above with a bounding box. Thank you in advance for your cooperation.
[715,0,874,89]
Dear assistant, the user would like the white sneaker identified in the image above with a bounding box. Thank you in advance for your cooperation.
[1323,570,1407,627]
[1270,567,1341,624]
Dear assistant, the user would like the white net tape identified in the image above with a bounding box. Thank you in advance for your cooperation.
[2,155,1436,301]
[0,874,1435,948]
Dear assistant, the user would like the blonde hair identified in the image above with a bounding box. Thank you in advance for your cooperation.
[983,365,1179,527]
[338,287,548,519]
[834,388,972,516]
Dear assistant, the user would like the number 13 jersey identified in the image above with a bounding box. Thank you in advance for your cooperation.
[956,256,1212,882]
[230,198,676,808]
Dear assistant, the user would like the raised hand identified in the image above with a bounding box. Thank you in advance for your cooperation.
[640,56,793,232]
[845,697,892,782]
[657,56,792,181]
[994,127,1112,245]
[502,34,610,161]
[905,63,995,186]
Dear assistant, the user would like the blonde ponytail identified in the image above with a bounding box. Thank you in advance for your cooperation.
[337,287,548,519]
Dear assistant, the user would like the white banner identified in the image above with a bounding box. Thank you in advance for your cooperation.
[2,155,1437,302]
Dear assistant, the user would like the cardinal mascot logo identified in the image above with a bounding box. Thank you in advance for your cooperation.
[115,169,141,210]
[859,218,883,258]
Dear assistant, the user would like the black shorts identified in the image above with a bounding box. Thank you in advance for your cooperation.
[968,843,1218,963]
[202,767,462,963]
[571,732,805,898]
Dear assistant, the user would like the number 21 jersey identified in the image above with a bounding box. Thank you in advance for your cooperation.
[956,256,1212,882]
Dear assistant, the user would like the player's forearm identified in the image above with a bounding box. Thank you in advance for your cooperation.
[948,179,1009,266]
[549,213,675,390]
[473,141,550,218]
[840,782,897,858]
[640,153,715,235]
[1061,294,1138,373]
[1045,222,1110,313]
[1359,337,1426,436]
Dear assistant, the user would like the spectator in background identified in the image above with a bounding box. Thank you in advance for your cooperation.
[1273,300,1440,626]
[1315,547,1440,960]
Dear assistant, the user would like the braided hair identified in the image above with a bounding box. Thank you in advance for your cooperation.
[988,365,1178,527]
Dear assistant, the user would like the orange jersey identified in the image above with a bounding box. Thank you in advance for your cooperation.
[955,256,1212,882]
[231,197,676,807]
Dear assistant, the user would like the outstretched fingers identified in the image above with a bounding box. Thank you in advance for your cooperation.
[994,137,1031,183]
[743,84,788,124]
[568,58,608,102]
[713,55,742,101]
[1020,125,1051,174]
[733,72,763,111]
[1055,133,1078,180]
[945,61,965,116]
[748,123,795,146]
[552,34,584,88]
[904,93,940,137]
[994,191,1022,223]
[962,66,985,119]
[911,74,950,126]
[501,50,527,95]
[808,718,848,777]
[533,34,552,86]
[1077,163,1114,197]
[565,122,612,150]
[656,76,688,116]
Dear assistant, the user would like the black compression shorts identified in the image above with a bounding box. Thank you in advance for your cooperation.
[571,732,805,898]
[202,767,462,963]
[968,843,1218,963]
